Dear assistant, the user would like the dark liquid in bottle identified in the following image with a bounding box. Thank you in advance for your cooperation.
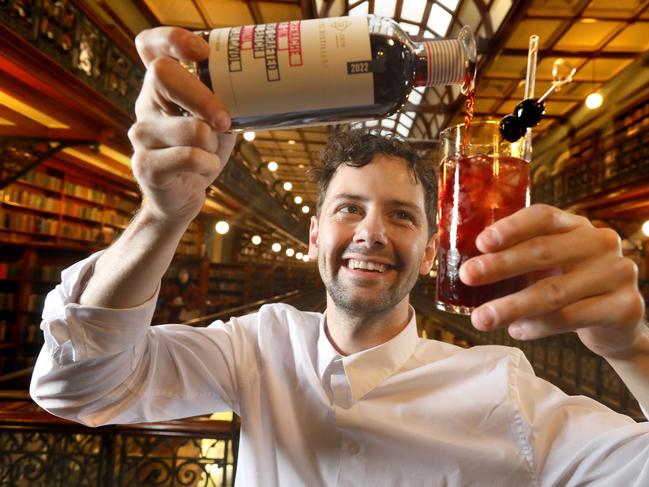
[196,33,417,131]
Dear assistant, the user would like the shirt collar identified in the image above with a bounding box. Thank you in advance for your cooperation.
[317,306,419,401]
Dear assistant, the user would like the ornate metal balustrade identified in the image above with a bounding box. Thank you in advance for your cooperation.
[411,292,645,421]
[0,0,143,114]
[0,408,239,487]
[532,124,649,207]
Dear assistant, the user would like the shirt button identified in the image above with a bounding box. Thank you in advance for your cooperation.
[346,441,360,455]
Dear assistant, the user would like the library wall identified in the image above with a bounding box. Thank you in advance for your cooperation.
[1,154,322,387]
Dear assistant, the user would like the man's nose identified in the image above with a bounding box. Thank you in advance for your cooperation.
[353,211,388,247]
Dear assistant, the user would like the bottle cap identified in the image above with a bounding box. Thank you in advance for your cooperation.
[423,26,476,92]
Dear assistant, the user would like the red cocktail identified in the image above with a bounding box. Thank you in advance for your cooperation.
[435,121,531,314]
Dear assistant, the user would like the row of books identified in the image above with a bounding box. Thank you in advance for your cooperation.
[62,200,104,222]
[104,209,131,227]
[177,242,200,255]
[19,171,63,191]
[0,261,22,279]
[29,264,66,282]
[59,222,104,242]
[0,292,16,311]
[106,194,138,213]
[63,181,108,204]
[1,188,60,212]
[209,268,245,280]
[2,188,133,228]
[0,210,59,236]
[25,293,46,312]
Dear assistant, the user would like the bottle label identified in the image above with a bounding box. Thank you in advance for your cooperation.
[207,16,374,119]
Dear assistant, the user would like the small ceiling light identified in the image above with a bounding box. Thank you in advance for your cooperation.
[251,235,262,245]
[283,182,293,191]
[288,139,296,145]
[642,220,649,237]
[272,242,282,252]
[294,196,303,204]
[296,252,304,260]
[302,255,310,262]
[585,91,603,109]
[243,131,255,141]
[301,205,310,214]
[585,57,603,110]
[215,221,229,235]
[286,248,295,257]
[267,161,278,172]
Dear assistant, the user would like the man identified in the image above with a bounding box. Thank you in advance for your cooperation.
[31,27,649,486]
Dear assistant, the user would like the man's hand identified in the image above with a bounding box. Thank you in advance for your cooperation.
[130,27,236,225]
[459,204,647,360]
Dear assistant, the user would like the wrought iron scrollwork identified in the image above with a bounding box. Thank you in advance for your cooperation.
[0,420,237,486]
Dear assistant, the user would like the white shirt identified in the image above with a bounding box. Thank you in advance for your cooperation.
[31,252,649,487]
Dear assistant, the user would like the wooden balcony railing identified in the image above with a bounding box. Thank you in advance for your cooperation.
[532,123,649,207]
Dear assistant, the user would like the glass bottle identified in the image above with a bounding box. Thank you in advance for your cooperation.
[182,15,476,131]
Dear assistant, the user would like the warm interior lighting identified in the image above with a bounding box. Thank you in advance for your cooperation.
[251,235,262,245]
[296,252,304,260]
[585,91,603,109]
[642,220,649,238]
[267,161,278,172]
[302,255,310,262]
[0,89,70,128]
[286,248,295,257]
[301,205,310,214]
[272,243,282,252]
[294,196,303,204]
[98,144,131,167]
[283,182,293,191]
[243,131,255,141]
[215,221,229,234]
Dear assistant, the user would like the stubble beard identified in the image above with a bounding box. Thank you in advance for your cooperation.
[319,254,419,316]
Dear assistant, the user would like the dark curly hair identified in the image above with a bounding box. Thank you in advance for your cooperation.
[309,128,437,236]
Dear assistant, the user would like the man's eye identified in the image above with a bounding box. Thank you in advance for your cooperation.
[395,211,414,222]
[340,205,360,214]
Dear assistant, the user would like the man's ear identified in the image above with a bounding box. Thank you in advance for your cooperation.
[419,233,438,275]
[308,215,319,260]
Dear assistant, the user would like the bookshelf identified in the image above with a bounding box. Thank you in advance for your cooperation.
[0,160,139,247]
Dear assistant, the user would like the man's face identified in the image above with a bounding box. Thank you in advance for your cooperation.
[308,155,437,315]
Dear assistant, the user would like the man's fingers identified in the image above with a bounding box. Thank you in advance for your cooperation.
[132,146,225,189]
[475,204,592,253]
[503,287,643,342]
[460,224,621,286]
[135,56,229,131]
[470,254,633,332]
[129,118,219,153]
[135,27,208,68]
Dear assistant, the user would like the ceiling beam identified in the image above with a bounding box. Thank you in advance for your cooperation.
[130,0,162,27]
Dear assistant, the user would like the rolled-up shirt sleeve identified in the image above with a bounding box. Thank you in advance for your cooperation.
[30,252,248,427]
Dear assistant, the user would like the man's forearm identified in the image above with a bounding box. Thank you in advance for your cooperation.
[607,323,649,413]
[79,207,190,309]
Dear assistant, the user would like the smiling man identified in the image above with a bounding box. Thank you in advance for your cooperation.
[30,27,649,486]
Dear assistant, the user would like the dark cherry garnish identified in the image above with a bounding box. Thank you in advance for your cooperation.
[499,114,525,143]
[514,99,545,128]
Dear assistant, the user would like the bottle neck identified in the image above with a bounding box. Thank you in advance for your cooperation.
[413,39,467,88]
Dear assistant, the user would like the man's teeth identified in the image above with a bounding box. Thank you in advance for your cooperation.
[347,259,387,273]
